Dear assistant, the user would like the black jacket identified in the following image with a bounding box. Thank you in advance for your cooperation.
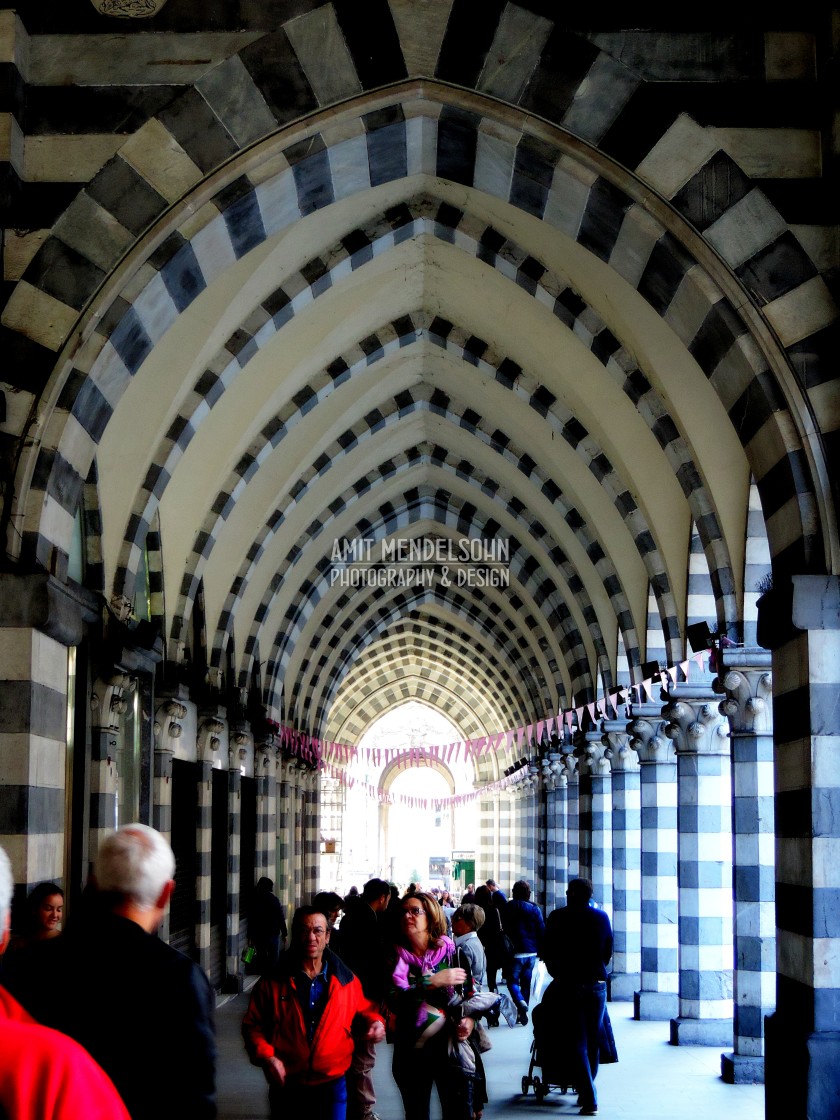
[1,912,216,1120]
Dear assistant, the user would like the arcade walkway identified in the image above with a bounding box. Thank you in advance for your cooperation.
[216,988,764,1120]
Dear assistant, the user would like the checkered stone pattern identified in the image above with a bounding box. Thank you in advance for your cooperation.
[766,579,840,1114]
[0,625,69,903]
[628,706,679,1020]
[7,33,830,604]
[605,724,641,1000]
[520,785,538,888]
[276,765,294,915]
[497,794,515,899]
[292,775,305,909]
[717,654,774,1078]
[564,756,580,882]
[477,793,497,888]
[195,759,213,976]
[687,522,718,639]
[226,764,242,988]
[742,482,771,647]
[302,772,320,906]
[663,683,734,1044]
[255,749,275,884]
[544,772,568,912]
[578,736,613,916]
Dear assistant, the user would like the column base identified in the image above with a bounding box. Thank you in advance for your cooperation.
[634,989,678,1021]
[670,1017,732,1047]
[766,1013,840,1120]
[720,1052,764,1084]
[609,972,640,1001]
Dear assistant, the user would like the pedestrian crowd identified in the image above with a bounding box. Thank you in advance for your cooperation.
[0,830,613,1120]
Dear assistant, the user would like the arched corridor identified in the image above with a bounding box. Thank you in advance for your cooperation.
[0,6,837,1117]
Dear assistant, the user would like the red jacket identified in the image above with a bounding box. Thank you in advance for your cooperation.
[242,948,383,1085]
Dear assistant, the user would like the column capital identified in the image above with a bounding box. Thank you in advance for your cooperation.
[153,696,187,752]
[662,688,730,755]
[627,714,676,764]
[602,722,640,772]
[717,657,773,735]
[197,714,225,762]
[576,731,611,776]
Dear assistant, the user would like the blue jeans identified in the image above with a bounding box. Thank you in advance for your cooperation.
[269,1075,347,1120]
[508,954,537,1007]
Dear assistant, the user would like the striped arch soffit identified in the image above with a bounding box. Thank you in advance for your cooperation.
[116,193,724,654]
[326,625,522,741]
[298,567,547,734]
[6,84,834,591]
[161,309,655,693]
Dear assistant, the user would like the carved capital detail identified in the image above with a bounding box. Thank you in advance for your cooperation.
[627,716,676,765]
[662,694,730,755]
[718,669,773,734]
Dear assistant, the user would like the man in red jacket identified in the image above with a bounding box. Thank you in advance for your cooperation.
[242,905,385,1120]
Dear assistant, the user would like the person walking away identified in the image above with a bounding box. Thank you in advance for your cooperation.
[0,826,215,1120]
[541,878,613,1116]
[242,906,385,1120]
[472,885,506,1012]
[248,877,287,975]
[503,880,545,1025]
[336,878,392,1120]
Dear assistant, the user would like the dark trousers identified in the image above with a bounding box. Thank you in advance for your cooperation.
[392,1036,475,1120]
[268,1075,347,1120]
[567,981,607,1110]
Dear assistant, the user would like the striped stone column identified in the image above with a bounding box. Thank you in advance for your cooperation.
[576,739,593,883]
[498,790,515,892]
[563,752,580,880]
[292,767,304,907]
[0,620,68,898]
[544,757,568,912]
[90,673,126,853]
[628,705,679,1020]
[717,650,774,1084]
[586,734,613,918]
[477,791,497,885]
[604,722,641,1001]
[664,681,733,1046]
[521,773,538,886]
[765,575,840,1119]
[255,744,276,885]
[195,715,223,978]
[226,749,242,991]
[152,696,185,944]
[276,761,294,911]
[302,768,319,903]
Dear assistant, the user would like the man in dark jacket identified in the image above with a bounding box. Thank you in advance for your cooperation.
[334,878,391,1120]
[1,824,216,1120]
[541,878,613,1116]
[503,879,545,1024]
[242,905,385,1120]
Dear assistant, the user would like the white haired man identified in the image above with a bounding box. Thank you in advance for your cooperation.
[2,824,216,1119]
[0,846,131,1119]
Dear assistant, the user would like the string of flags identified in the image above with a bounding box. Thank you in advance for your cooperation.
[276,651,709,809]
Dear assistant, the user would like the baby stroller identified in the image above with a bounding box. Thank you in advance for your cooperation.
[520,985,618,1103]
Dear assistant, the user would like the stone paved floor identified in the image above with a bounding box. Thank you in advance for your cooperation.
[217,986,764,1119]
